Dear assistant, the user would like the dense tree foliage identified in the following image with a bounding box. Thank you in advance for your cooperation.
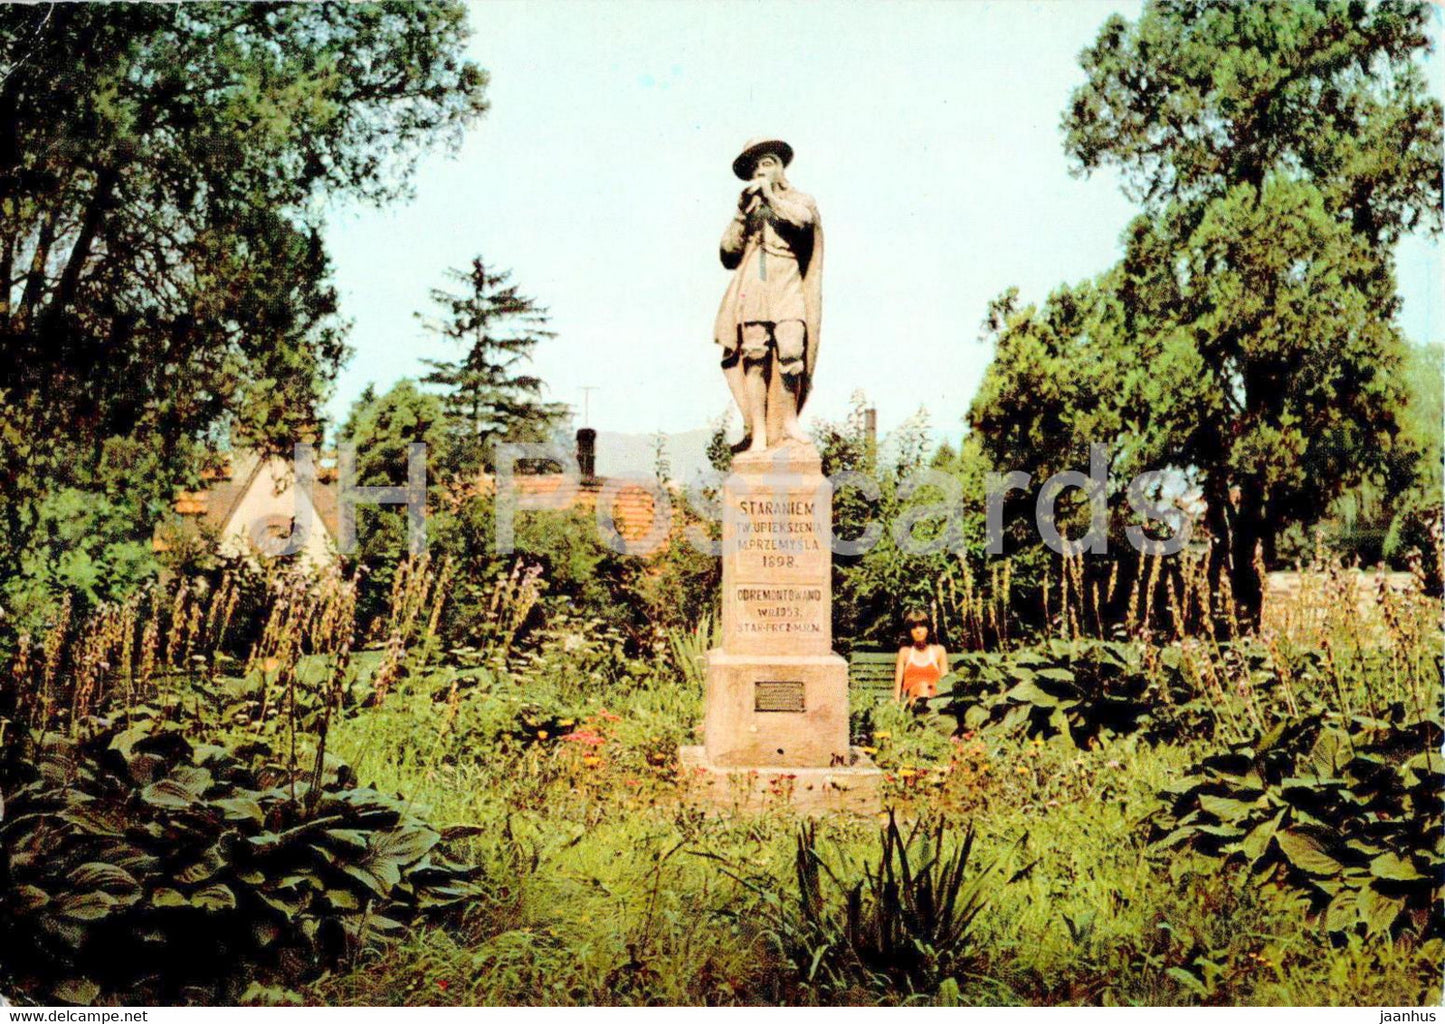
[337,380,447,627]
[0,4,487,626]
[971,0,1442,631]
[338,372,720,648]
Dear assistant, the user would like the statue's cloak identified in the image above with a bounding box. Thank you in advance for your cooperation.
[713,191,824,412]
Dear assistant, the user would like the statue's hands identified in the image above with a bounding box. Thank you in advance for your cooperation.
[738,182,767,216]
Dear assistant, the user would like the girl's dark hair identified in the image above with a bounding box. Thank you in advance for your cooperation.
[902,608,931,640]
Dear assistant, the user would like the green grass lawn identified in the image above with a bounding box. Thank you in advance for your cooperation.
[304,638,1442,1006]
[5,585,1437,1007]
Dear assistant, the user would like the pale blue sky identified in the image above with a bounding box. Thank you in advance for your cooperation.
[323,0,1442,445]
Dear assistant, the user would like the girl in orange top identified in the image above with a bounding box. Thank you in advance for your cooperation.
[894,609,948,704]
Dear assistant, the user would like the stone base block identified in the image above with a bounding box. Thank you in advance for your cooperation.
[703,649,849,767]
[678,745,883,816]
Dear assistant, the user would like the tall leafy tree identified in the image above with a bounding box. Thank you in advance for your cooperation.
[338,379,450,626]
[0,4,487,621]
[972,0,1442,632]
[1308,340,1443,569]
[418,257,565,475]
[1378,341,1444,588]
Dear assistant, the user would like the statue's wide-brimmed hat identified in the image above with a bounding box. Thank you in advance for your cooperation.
[732,137,793,180]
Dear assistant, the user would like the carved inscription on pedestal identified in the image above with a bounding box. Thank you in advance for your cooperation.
[727,493,826,580]
[732,584,825,638]
[721,476,833,654]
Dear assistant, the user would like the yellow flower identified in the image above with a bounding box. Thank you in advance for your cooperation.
[1015,766,1029,775]
[898,767,917,778]
[558,718,575,727]
[874,731,892,739]
[582,755,601,767]
[537,730,549,740]
[860,746,877,755]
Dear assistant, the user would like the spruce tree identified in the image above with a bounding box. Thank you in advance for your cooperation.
[418,257,565,474]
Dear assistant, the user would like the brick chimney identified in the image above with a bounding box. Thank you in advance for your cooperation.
[863,407,877,450]
[576,427,597,480]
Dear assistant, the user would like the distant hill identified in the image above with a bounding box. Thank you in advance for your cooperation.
[591,427,719,486]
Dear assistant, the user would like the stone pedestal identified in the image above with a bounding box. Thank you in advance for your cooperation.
[678,744,883,815]
[681,440,881,814]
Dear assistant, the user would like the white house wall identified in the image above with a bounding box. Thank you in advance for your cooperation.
[218,457,337,567]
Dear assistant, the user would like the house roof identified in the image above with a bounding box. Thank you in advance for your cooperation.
[157,451,340,552]
[480,473,675,544]
[161,448,674,555]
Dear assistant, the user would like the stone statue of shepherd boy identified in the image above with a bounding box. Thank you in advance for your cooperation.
[713,137,823,453]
